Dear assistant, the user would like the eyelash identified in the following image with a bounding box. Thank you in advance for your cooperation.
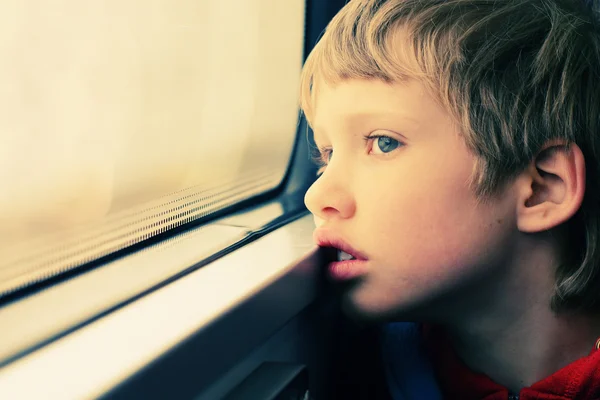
[311,134,403,176]
[363,134,401,153]
[310,146,330,176]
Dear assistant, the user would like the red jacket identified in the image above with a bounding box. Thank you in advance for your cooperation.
[327,316,600,399]
[424,325,600,400]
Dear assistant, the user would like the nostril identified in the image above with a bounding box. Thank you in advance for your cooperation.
[323,206,339,215]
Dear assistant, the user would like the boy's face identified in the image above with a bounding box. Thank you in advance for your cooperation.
[305,79,519,321]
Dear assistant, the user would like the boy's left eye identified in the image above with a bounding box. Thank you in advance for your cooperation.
[370,135,401,154]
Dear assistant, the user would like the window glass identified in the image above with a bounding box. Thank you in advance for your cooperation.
[0,0,305,297]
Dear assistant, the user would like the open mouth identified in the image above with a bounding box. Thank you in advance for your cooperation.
[337,250,357,261]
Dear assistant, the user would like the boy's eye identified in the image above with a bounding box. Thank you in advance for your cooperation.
[311,145,332,177]
[370,135,400,154]
[317,149,332,176]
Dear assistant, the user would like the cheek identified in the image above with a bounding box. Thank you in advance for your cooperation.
[351,151,515,316]
[362,149,487,259]
[351,202,512,319]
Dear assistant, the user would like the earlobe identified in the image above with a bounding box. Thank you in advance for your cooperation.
[517,142,586,233]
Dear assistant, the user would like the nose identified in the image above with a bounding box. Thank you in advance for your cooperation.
[304,168,356,221]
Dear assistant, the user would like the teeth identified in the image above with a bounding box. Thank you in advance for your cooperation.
[338,250,356,261]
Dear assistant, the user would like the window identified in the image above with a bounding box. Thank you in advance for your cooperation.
[0,0,305,298]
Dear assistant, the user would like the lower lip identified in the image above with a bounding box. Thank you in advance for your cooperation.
[328,259,369,280]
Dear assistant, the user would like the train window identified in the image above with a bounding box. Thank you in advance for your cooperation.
[0,0,305,298]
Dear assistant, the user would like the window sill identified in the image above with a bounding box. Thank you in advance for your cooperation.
[0,205,319,398]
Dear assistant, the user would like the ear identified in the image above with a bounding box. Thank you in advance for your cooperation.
[516,141,586,233]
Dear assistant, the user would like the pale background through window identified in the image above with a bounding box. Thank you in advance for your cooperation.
[0,0,304,254]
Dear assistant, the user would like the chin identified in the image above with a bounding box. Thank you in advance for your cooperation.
[336,281,411,323]
[336,278,442,324]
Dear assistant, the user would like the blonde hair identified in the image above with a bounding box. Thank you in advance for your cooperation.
[300,0,600,313]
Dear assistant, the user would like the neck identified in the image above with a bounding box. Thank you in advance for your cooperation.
[444,237,600,393]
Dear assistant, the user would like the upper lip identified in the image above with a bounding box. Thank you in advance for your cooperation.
[313,228,368,260]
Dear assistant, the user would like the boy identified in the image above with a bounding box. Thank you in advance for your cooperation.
[300,0,600,399]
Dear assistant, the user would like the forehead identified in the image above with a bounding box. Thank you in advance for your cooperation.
[311,78,436,137]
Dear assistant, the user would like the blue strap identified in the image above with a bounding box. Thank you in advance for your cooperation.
[380,322,443,400]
